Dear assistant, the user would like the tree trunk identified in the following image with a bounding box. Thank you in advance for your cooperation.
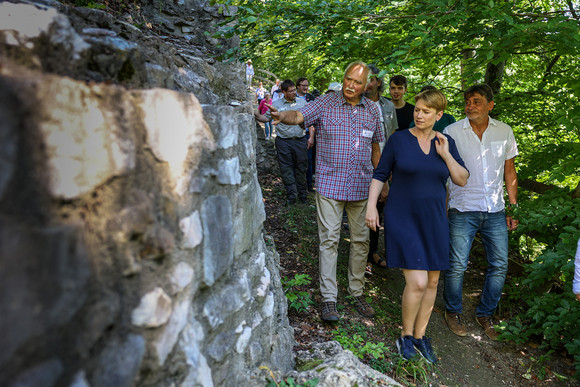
[485,60,505,96]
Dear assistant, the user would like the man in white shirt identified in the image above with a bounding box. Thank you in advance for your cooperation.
[443,84,519,341]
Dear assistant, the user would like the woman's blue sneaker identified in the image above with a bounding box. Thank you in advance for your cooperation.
[396,335,417,360]
[412,336,437,364]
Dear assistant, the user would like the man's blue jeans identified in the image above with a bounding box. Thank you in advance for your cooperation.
[444,209,509,317]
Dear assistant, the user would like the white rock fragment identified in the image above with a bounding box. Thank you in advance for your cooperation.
[131,287,173,328]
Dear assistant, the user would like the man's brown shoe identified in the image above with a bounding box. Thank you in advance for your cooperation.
[476,315,500,340]
[321,301,339,322]
[353,296,375,318]
[445,310,467,337]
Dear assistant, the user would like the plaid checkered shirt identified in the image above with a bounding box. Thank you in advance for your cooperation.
[300,92,384,201]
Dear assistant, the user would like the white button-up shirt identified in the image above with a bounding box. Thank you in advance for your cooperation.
[444,117,518,213]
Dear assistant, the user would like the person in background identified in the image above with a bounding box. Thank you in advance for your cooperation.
[443,84,519,341]
[364,64,399,273]
[256,82,266,105]
[271,78,281,96]
[259,93,273,140]
[409,86,456,132]
[574,239,580,301]
[246,59,254,87]
[366,89,468,363]
[296,77,315,102]
[389,75,415,131]
[255,79,308,205]
[270,62,384,322]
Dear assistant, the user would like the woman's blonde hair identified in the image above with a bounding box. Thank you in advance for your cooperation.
[414,88,447,112]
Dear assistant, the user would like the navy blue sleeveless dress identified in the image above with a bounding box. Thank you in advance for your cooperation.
[372,129,466,271]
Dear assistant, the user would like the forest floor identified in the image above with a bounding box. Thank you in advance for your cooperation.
[258,171,578,386]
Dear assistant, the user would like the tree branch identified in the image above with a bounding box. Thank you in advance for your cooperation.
[540,55,560,85]
[519,179,559,194]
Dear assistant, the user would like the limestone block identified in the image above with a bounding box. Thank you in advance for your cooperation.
[153,296,190,366]
[131,287,173,328]
[144,62,174,89]
[179,211,203,249]
[92,334,146,387]
[235,327,252,354]
[255,267,271,299]
[236,113,257,171]
[22,76,137,199]
[201,196,233,286]
[288,341,401,387]
[203,273,250,328]
[262,292,275,318]
[0,2,89,60]
[201,105,237,150]
[207,330,236,362]
[179,320,214,387]
[217,157,241,185]
[9,358,63,387]
[0,218,90,371]
[169,262,194,294]
[136,88,215,196]
[234,176,266,256]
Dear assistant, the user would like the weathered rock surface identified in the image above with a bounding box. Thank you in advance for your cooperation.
[288,341,401,386]
[0,1,293,386]
[0,1,402,386]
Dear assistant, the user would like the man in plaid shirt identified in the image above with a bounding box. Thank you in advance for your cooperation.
[270,61,384,321]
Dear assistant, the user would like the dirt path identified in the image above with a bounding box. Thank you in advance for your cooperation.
[259,171,577,386]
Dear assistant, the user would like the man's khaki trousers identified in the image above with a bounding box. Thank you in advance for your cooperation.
[316,193,370,302]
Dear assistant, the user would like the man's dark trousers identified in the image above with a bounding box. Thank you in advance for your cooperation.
[275,136,308,202]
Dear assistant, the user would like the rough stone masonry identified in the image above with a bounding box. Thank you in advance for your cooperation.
[0,1,294,385]
[0,1,400,386]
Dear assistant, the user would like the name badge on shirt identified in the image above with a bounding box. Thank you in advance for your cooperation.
[362,129,374,138]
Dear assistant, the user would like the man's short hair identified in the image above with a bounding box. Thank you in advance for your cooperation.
[464,84,494,102]
[281,79,295,92]
[344,61,370,88]
[296,77,309,87]
[368,64,386,93]
[414,89,447,112]
[390,75,408,88]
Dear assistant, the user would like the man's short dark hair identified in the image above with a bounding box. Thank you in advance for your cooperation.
[368,64,386,94]
[464,84,494,102]
[389,75,408,88]
[281,79,295,92]
[296,77,309,87]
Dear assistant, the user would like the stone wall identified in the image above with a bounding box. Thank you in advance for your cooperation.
[0,1,294,386]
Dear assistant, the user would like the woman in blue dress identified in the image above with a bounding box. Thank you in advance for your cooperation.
[365,89,469,364]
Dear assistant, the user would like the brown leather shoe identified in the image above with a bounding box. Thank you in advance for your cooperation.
[321,301,339,322]
[445,310,467,337]
[476,315,500,340]
[353,296,375,318]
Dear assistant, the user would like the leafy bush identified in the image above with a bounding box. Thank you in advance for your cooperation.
[282,274,314,313]
[503,191,580,376]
